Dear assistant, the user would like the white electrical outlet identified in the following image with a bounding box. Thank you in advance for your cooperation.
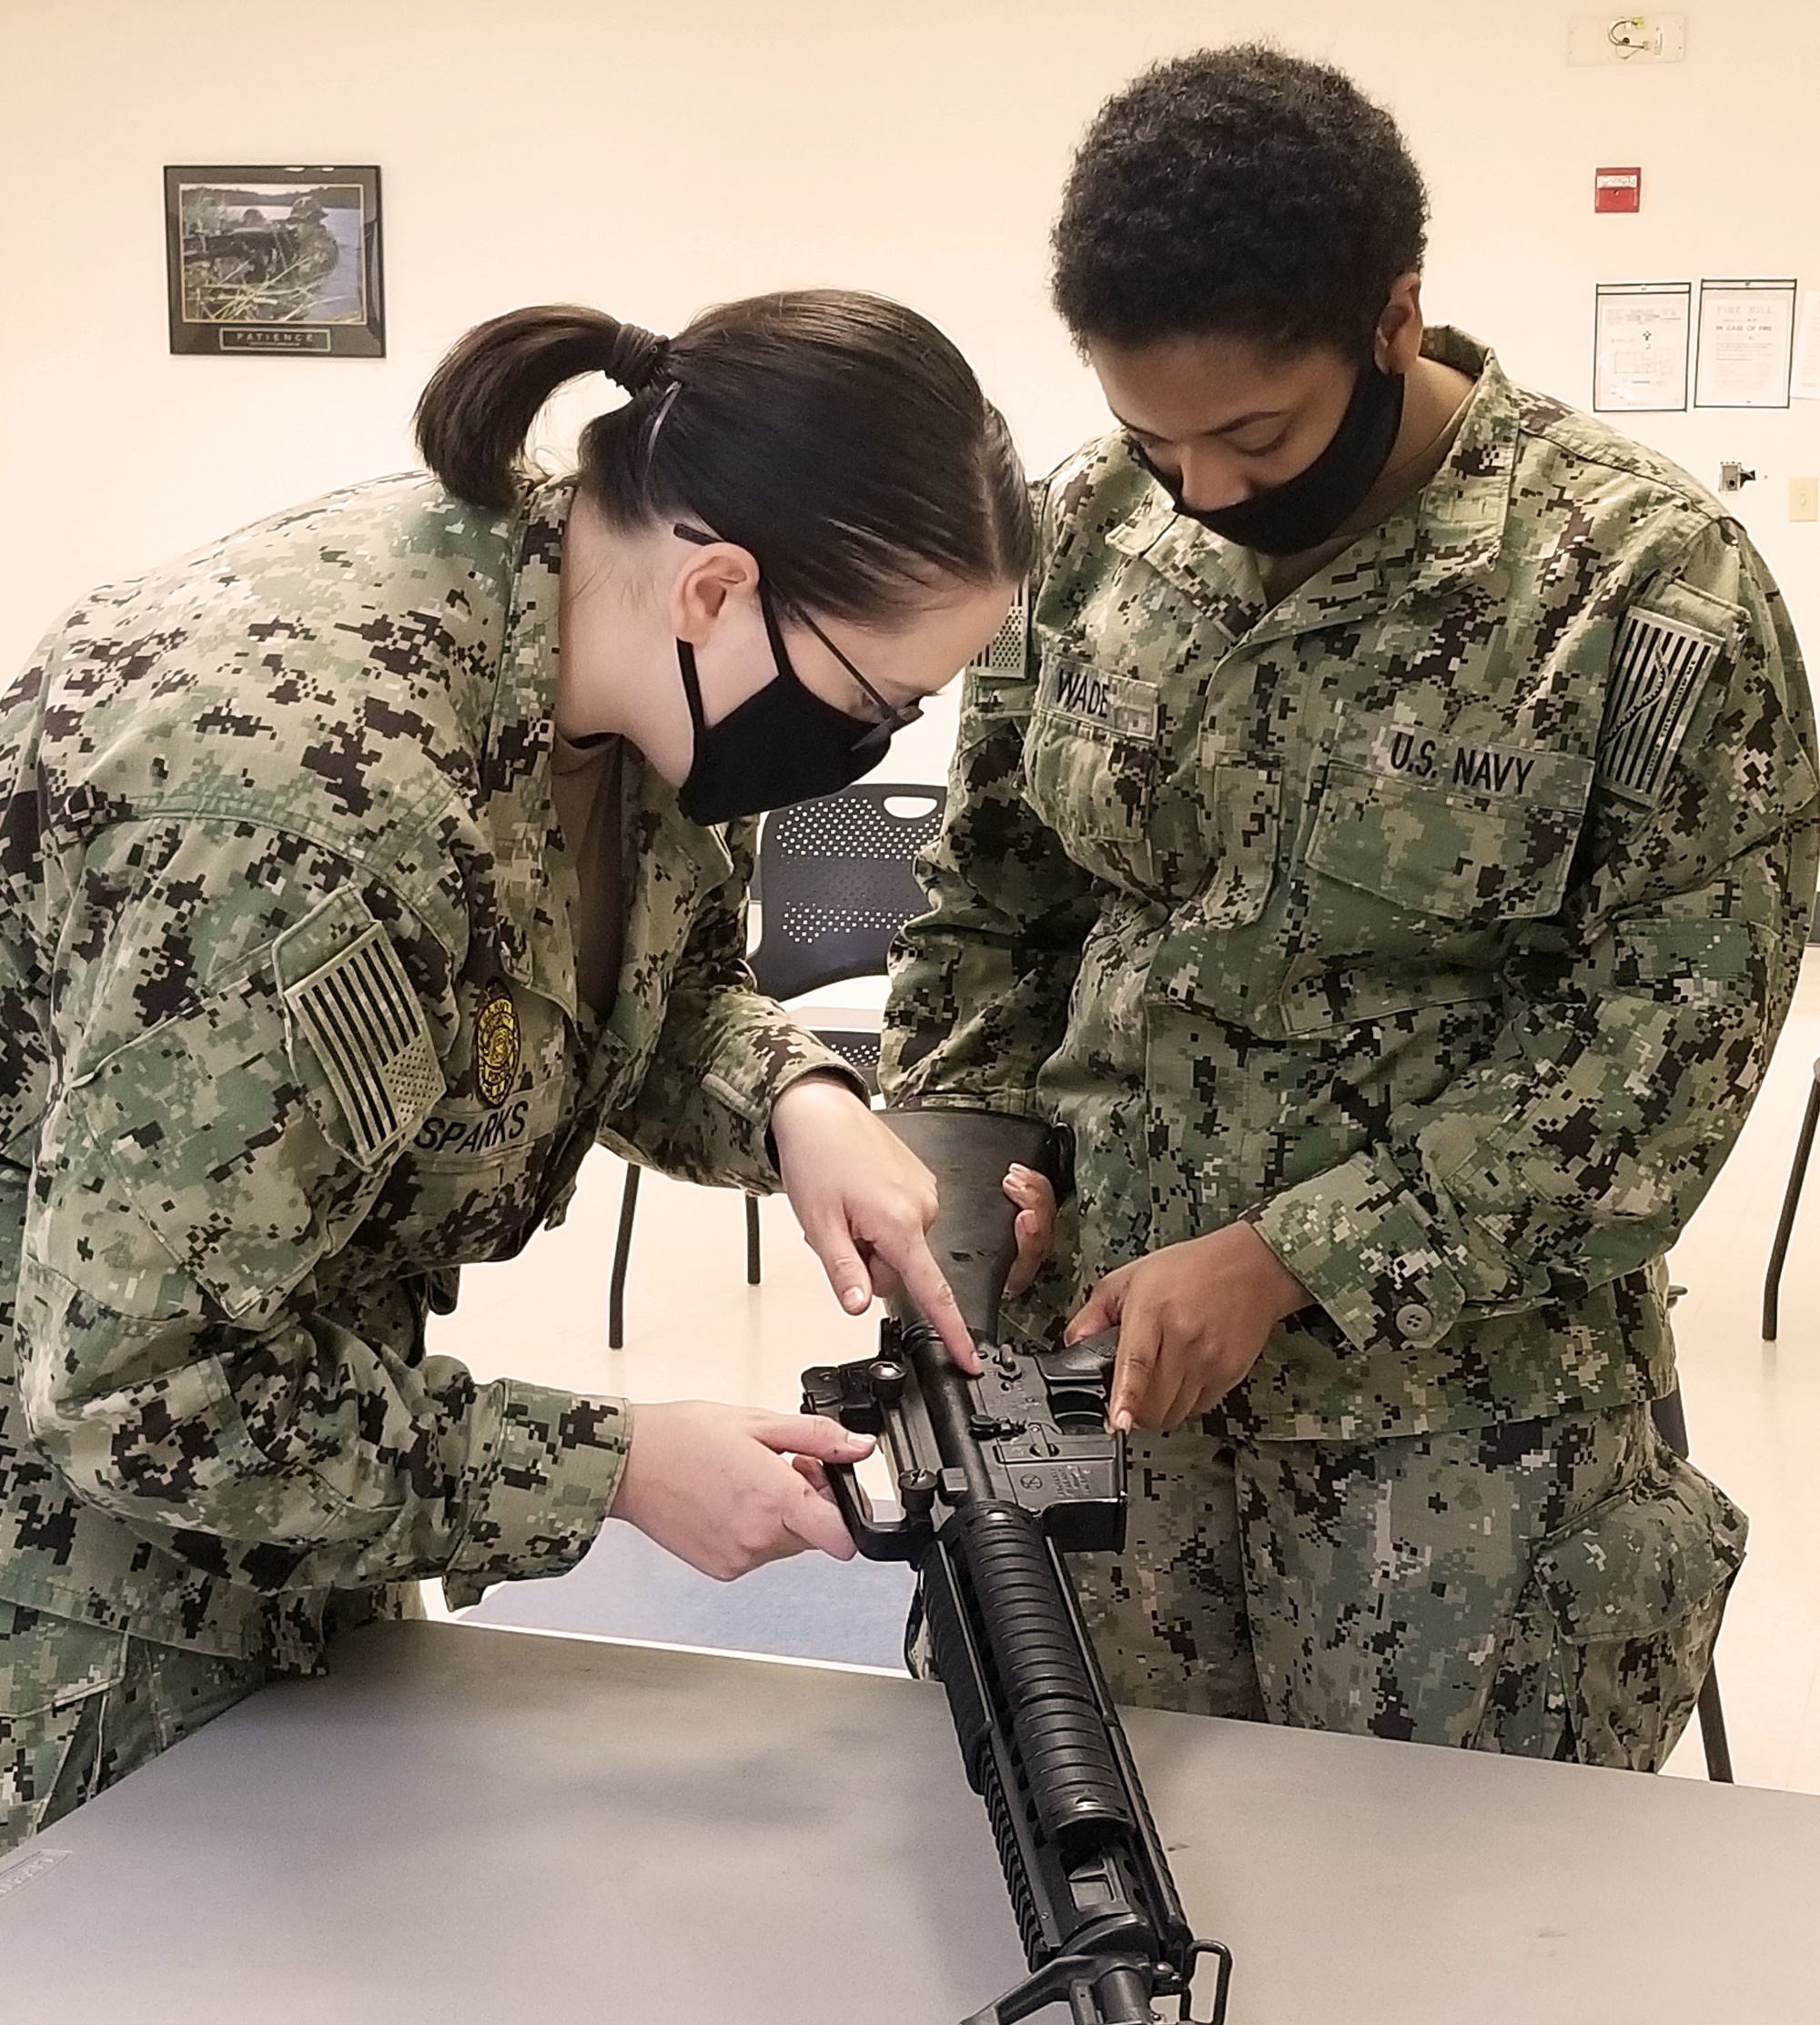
[1791,478,1819,523]
[1569,15,1687,64]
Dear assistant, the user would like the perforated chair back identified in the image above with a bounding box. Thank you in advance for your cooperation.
[750,783,946,1004]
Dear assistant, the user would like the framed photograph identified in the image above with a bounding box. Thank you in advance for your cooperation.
[164,165,384,357]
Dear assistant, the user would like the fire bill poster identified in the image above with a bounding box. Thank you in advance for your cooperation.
[1694,278,1797,409]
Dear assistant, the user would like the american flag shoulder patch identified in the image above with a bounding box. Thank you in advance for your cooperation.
[966,577,1030,677]
[1596,609,1723,805]
[284,922,444,1168]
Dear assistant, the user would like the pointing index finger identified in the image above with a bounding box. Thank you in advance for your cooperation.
[894,1236,982,1374]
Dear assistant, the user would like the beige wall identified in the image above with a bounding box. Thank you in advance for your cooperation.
[3,0,1818,785]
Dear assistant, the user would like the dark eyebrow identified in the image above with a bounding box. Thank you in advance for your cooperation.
[1114,408,1288,440]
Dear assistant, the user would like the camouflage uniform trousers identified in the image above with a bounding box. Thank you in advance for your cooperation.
[1070,1402,1745,1771]
[0,1603,268,1856]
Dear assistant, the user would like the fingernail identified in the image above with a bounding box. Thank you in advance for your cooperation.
[843,1288,866,1311]
[1113,1409,1132,1433]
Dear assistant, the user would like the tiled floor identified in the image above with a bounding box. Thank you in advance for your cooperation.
[426,959,1820,1793]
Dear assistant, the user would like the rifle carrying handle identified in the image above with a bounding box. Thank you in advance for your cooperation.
[883,1109,1059,1347]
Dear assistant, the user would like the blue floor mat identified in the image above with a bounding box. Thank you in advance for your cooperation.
[461,1521,916,1671]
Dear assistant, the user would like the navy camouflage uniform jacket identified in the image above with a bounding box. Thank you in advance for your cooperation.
[884,329,1820,1443]
[0,475,853,1668]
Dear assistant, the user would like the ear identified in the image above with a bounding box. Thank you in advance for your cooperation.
[1374,272,1426,375]
[669,538,762,645]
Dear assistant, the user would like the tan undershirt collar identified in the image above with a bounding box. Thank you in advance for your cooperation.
[550,728,627,1018]
[1254,381,1477,608]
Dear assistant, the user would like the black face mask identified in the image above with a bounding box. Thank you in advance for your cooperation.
[1133,356,1407,557]
[674,585,898,825]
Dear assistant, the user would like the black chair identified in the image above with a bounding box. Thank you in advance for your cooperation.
[1762,1057,1820,1340]
[608,782,947,1348]
[1650,1384,1735,1783]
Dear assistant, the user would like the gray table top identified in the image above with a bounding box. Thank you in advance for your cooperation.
[3,1618,1815,2024]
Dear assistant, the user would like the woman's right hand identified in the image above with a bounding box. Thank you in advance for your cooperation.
[608,1401,875,1581]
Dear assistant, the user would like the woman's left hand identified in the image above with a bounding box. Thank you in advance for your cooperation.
[769,1076,980,1372]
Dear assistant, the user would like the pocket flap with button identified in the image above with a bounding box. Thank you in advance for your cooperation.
[1531,1450,1746,1645]
[1304,709,1594,925]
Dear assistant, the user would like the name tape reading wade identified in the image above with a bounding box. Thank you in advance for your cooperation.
[1038,651,1162,742]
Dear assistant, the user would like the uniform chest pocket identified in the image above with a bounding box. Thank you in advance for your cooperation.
[1021,651,1175,891]
[1304,734,1593,926]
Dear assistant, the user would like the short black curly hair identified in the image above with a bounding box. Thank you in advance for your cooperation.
[1052,46,1430,357]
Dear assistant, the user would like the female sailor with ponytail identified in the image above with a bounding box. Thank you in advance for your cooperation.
[0,291,1031,1844]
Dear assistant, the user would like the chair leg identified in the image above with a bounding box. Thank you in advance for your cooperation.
[745,1193,762,1285]
[610,1165,642,1349]
[1696,1664,1735,1784]
[1764,1070,1820,1340]
[1645,1388,1734,1779]
[1649,1386,1690,1460]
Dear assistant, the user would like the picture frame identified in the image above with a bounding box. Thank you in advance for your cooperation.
[164,165,385,357]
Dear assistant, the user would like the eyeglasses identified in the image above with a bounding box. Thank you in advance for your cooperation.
[672,524,923,754]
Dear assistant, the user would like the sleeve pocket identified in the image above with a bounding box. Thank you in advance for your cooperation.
[82,888,444,1322]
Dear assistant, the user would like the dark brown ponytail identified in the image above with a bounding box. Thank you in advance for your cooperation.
[413,306,670,511]
[415,290,1034,626]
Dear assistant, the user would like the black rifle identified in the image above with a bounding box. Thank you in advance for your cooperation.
[802,1109,1233,2025]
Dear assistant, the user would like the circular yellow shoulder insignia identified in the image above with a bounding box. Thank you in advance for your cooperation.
[474,982,521,1108]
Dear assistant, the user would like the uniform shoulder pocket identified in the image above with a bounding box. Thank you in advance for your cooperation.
[76,887,444,1322]
[1595,604,1725,807]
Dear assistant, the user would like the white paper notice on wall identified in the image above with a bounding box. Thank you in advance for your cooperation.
[1694,279,1797,409]
[1792,290,1820,402]
[1593,282,1691,410]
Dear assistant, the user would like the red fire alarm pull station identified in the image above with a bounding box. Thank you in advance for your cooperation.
[1595,166,1642,213]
